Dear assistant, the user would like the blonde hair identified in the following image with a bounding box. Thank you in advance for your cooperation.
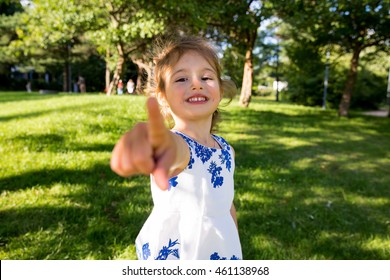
[148,35,236,132]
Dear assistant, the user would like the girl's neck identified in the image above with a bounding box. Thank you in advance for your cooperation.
[173,123,214,147]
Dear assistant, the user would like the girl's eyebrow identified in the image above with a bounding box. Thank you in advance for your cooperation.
[172,67,216,76]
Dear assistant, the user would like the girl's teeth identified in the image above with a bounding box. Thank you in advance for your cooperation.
[189,97,206,102]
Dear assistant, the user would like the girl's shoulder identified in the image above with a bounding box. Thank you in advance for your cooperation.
[172,130,195,147]
[212,134,229,145]
[212,134,233,151]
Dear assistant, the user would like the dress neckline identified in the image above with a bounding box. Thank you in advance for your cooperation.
[172,130,223,150]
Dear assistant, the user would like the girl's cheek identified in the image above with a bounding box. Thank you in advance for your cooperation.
[173,84,185,91]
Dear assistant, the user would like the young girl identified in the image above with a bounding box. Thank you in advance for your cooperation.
[110,36,242,260]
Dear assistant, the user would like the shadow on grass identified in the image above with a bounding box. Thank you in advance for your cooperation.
[0,92,63,103]
[10,133,66,152]
[0,100,115,123]
[227,106,390,259]
[5,132,115,154]
[0,162,151,259]
[235,163,390,259]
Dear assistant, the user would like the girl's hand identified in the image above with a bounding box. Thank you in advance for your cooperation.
[110,97,178,190]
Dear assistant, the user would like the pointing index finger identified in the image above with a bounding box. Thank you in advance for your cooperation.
[147,97,168,148]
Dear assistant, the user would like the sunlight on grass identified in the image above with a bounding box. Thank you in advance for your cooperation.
[237,191,270,205]
[1,92,389,260]
[362,237,390,255]
[317,232,390,259]
[113,246,138,260]
[271,137,317,149]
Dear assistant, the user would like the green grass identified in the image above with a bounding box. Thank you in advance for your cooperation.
[1,91,389,260]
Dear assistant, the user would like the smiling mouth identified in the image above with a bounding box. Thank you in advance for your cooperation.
[187,96,208,103]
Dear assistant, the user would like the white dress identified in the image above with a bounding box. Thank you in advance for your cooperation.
[135,131,242,260]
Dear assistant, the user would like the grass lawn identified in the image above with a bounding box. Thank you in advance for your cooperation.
[0,91,389,260]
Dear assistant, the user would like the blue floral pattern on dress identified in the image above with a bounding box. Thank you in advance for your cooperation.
[219,150,232,172]
[178,133,193,146]
[194,143,214,164]
[210,252,240,260]
[155,239,180,260]
[139,243,151,260]
[174,131,234,188]
[168,176,178,191]
[214,135,230,150]
[174,132,194,169]
[207,161,224,188]
[188,154,195,170]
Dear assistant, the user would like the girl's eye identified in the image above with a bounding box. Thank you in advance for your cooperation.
[175,78,188,82]
[202,77,213,81]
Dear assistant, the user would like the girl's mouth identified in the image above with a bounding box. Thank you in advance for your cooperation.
[187,96,208,103]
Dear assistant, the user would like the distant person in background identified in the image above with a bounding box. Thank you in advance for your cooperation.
[127,78,135,94]
[78,76,86,93]
[26,81,32,93]
[73,80,79,93]
[117,79,124,95]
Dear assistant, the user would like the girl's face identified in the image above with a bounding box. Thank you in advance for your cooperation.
[162,51,221,125]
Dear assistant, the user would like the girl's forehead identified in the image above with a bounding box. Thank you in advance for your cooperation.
[177,50,208,61]
[169,51,216,72]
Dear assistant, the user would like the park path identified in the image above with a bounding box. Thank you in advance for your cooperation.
[361,109,389,117]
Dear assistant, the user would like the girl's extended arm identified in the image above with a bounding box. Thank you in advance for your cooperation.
[110,97,190,190]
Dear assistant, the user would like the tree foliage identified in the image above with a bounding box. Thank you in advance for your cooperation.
[272,0,390,116]
[0,1,23,67]
[85,0,165,94]
[283,35,325,106]
[0,0,388,114]
[205,0,271,107]
[6,0,100,91]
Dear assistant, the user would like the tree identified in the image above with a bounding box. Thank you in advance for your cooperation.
[207,0,271,107]
[86,0,165,95]
[256,19,286,101]
[276,19,326,106]
[8,0,98,92]
[0,1,24,88]
[86,0,216,95]
[272,0,390,116]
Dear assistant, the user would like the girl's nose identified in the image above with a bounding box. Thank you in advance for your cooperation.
[191,77,203,90]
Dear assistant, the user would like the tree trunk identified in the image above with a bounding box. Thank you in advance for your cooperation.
[63,63,68,92]
[338,46,361,117]
[239,48,254,107]
[107,44,125,96]
[387,68,390,118]
[136,67,143,94]
[105,65,111,94]
[63,45,71,92]
[239,29,257,107]
[134,59,152,94]
[105,47,111,93]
